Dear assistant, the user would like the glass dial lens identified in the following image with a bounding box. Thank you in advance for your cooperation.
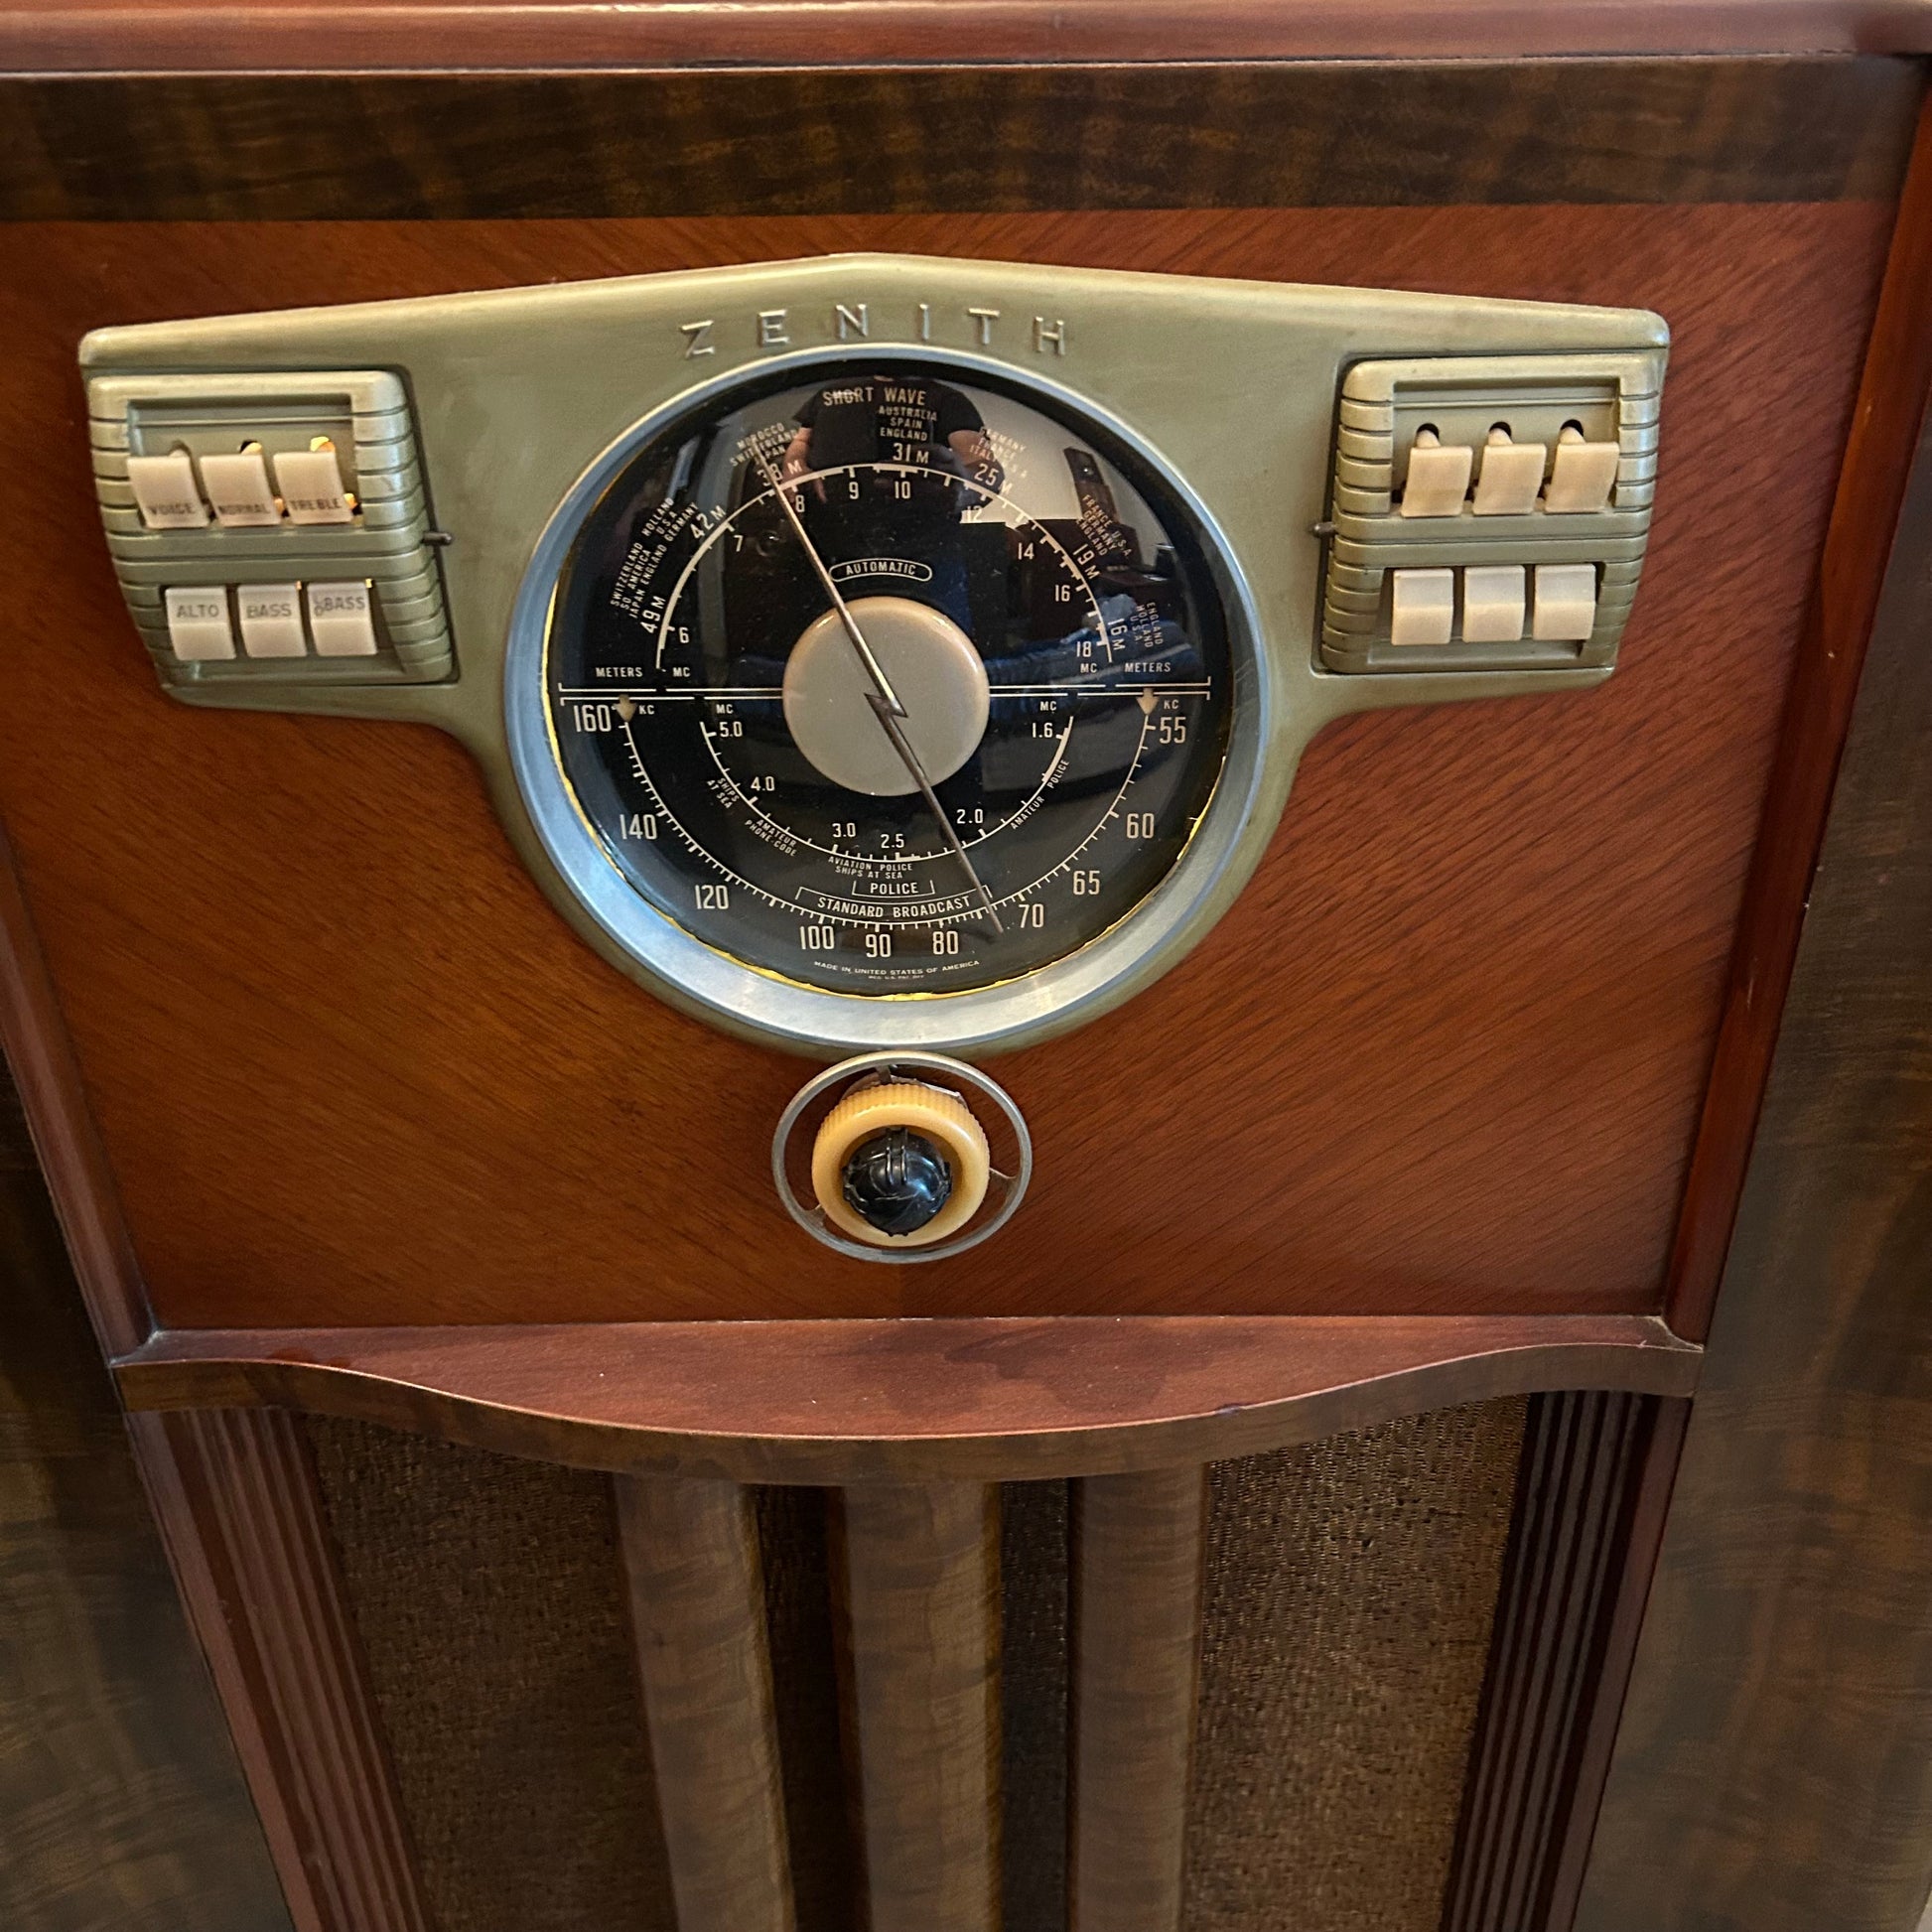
[545,359,1233,995]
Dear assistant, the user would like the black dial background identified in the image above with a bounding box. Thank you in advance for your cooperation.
[545,357,1233,994]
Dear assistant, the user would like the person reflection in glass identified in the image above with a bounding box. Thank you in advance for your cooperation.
[779,372,1003,632]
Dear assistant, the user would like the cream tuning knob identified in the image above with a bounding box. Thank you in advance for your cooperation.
[773,1053,1031,1262]
[810,1079,991,1249]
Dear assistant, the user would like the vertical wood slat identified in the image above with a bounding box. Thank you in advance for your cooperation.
[1071,1466,1207,1932]
[616,1476,794,1932]
[166,1407,431,1932]
[839,1481,1001,1932]
[1442,1391,1663,1932]
[1542,1398,1690,1928]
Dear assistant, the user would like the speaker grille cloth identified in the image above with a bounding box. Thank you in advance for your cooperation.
[306,1404,1522,1932]
[1001,1479,1071,1932]
[305,1418,676,1932]
[1182,1399,1527,1932]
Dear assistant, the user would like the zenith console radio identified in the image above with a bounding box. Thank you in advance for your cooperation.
[1,20,1930,1932]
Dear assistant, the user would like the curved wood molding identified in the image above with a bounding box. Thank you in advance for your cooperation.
[2,0,1929,72]
[115,1315,1700,1483]
[164,1406,433,1932]
[1444,1391,1683,1932]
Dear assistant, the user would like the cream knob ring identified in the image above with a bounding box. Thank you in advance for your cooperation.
[772,1053,1033,1263]
[812,1081,990,1247]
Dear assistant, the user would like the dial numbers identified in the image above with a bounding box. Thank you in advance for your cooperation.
[546,364,1231,994]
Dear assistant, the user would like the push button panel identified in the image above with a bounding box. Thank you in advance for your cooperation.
[1323,349,1662,673]
[87,370,452,688]
[157,579,387,664]
[1387,564,1597,649]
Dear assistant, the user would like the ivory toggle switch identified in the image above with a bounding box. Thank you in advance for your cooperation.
[163,585,234,660]
[1390,568,1455,645]
[306,580,378,655]
[273,445,355,525]
[1472,429,1547,516]
[1544,426,1621,513]
[199,450,283,526]
[1461,565,1527,642]
[127,452,207,530]
[1533,564,1598,641]
[1399,430,1473,518]
[237,583,308,657]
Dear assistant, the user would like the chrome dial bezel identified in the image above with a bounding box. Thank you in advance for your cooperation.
[504,343,1272,1057]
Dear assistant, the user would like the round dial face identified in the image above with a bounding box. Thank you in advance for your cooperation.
[544,358,1233,996]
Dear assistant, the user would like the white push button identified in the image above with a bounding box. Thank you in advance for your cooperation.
[163,585,235,660]
[1399,431,1472,518]
[273,446,354,525]
[306,581,378,656]
[1461,565,1526,642]
[199,451,282,527]
[237,582,307,657]
[1389,568,1454,646]
[127,453,208,530]
[1544,427,1621,514]
[1533,564,1598,641]
[1472,430,1547,516]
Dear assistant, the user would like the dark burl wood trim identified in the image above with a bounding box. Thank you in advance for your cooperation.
[1573,224,1932,1932]
[0,59,1918,222]
[1442,1391,1688,1932]
[0,1069,290,1932]
[1666,84,1932,1342]
[0,826,150,1359]
[111,1315,1702,1484]
[4,0,1932,74]
[160,1407,432,1932]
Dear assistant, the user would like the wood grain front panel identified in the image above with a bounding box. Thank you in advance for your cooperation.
[0,200,1892,1326]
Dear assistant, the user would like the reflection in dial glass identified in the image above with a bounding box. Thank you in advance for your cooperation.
[546,359,1233,994]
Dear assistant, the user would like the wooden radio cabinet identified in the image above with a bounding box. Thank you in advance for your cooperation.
[2,11,1931,1932]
